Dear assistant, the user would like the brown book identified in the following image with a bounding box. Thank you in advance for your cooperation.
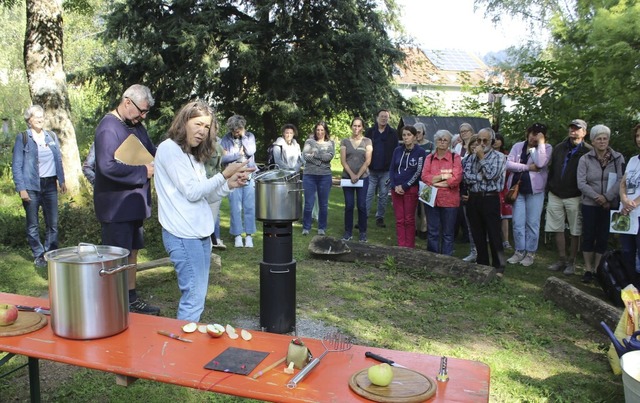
[114,134,154,165]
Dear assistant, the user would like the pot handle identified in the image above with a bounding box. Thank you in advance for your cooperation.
[99,264,137,277]
[288,189,304,193]
[77,242,103,258]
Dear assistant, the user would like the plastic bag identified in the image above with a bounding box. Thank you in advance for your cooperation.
[608,284,640,374]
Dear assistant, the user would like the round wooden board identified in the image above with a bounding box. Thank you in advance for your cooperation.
[349,367,437,403]
[0,312,47,337]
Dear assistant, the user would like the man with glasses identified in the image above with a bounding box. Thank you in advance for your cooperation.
[94,84,160,315]
[545,119,592,275]
[463,127,507,276]
[365,109,398,228]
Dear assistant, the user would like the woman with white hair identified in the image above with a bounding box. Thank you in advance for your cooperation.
[11,105,66,268]
[421,129,462,255]
[577,124,624,282]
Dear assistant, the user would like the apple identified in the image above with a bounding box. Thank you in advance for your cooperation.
[226,324,239,339]
[206,323,225,338]
[198,324,208,333]
[367,363,394,387]
[0,304,18,326]
[182,322,198,333]
[240,329,252,341]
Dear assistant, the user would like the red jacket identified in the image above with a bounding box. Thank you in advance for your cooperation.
[421,151,463,207]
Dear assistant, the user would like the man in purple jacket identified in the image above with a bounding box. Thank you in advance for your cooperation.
[94,84,159,315]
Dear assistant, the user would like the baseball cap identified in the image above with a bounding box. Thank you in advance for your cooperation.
[569,119,587,130]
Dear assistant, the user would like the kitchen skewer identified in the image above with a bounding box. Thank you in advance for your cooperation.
[286,332,352,388]
[252,356,286,379]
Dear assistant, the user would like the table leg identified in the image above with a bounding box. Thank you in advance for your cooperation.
[28,357,40,403]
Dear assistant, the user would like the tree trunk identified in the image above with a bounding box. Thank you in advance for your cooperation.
[308,236,497,284]
[542,276,623,332]
[24,0,81,194]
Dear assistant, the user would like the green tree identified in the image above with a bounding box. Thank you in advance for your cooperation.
[96,0,407,152]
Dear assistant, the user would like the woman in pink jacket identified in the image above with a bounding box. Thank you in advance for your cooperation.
[505,123,553,267]
[421,130,462,255]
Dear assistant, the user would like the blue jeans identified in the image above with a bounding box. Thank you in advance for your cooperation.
[581,204,611,254]
[228,178,256,236]
[162,229,212,322]
[621,217,640,273]
[23,177,59,259]
[303,174,332,231]
[426,206,458,255]
[343,177,369,236]
[366,170,390,219]
[512,192,545,252]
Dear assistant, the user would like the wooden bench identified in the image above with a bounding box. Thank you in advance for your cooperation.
[0,292,490,402]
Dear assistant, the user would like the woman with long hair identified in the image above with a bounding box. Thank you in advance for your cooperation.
[154,101,253,321]
[302,121,335,235]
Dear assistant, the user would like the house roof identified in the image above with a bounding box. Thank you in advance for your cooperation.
[394,48,489,87]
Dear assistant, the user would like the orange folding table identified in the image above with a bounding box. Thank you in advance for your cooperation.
[0,292,490,402]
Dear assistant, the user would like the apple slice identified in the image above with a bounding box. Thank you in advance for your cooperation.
[225,324,236,335]
[240,329,252,341]
[198,324,208,334]
[228,332,239,340]
[206,323,225,338]
[182,322,198,333]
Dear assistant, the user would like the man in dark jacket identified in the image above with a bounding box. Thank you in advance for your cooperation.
[545,119,592,275]
[365,109,398,228]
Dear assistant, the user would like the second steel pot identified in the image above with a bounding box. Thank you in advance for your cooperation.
[44,243,133,340]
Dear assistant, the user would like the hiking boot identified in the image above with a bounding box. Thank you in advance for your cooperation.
[376,218,386,228]
[359,233,368,243]
[129,298,160,316]
[581,271,594,283]
[520,253,535,267]
[244,235,254,248]
[318,229,326,236]
[462,249,477,263]
[563,262,575,276]
[507,250,526,264]
[301,229,309,236]
[547,261,566,271]
[234,235,244,248]
[212,238,227,250]
[34,255,46,269]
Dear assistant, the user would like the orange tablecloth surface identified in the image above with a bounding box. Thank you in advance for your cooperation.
[0,292,490,402]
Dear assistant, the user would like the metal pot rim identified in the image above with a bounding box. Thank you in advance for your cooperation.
[44,244,130,264]
[254,169,299,183]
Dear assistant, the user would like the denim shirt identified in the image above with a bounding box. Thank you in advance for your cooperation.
[12,130,65,192]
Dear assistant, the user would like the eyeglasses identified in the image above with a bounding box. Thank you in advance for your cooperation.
[478,138,492,144]
[127,98,150,116]
[436,138,450,142]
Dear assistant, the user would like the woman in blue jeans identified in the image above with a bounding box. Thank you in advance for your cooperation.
[302,121,335,235]
[505,123,552,267]
[340,117,372,242]
[11,105,66,268]
[619,124,640,277]
[155,101,252,321]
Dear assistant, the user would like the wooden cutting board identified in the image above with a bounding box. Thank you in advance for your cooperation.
[0,312,47,337]
[349,366,437,402]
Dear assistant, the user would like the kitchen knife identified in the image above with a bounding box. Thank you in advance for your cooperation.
[365,351,407,368]
[157,330,193,343]
[16,305,51,315]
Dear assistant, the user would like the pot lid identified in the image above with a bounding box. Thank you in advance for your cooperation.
[44,244,130,263]
[254,169,298,182]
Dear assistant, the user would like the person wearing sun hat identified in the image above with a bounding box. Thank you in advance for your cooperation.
[545,118,592,275]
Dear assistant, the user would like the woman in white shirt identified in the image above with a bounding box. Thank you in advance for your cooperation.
[154,101,253,322]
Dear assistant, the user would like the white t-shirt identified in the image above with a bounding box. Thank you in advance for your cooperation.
[155,138,231,239]
[624,156,640,201]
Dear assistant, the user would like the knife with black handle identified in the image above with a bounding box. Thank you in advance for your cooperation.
[365,351,407,368]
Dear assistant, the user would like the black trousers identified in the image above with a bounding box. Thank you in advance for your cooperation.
[466,193,505,271]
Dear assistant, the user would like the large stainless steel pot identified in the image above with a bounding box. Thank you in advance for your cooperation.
[44,243,134,340]
[255,169,302,221]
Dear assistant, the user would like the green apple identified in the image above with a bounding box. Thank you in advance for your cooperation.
[367,363,394,386]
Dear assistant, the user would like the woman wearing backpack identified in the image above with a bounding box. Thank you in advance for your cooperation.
[271,124,303,171]
[11,105,66,268]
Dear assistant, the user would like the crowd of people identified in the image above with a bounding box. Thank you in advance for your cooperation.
[12,88,640,317]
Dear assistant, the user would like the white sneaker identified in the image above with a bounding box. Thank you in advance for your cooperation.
[212,238,227,250]
[234,235,244,248]
[520,253,535,267]
[318,229,325,235]
[507,250,526,264]
[462,250,477,263]
[245,235,254,248]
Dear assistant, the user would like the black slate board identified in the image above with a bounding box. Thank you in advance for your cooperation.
[204,347,270,375]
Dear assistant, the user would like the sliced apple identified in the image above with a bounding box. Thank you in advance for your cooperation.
[225,324,236,335]
[206,323,225,338]
[240,329,252,341]
[198,324,208,334]
[228,332,239,340]
[182,322,198,333]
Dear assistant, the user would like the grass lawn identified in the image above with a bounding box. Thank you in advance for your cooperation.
[0,168,627,402]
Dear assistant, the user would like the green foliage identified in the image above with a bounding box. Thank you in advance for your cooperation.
[93,0,407,149]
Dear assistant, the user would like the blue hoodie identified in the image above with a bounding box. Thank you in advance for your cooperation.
[389,145,427,190]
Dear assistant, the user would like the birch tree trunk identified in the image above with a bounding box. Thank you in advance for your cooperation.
[24,0,81,194]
